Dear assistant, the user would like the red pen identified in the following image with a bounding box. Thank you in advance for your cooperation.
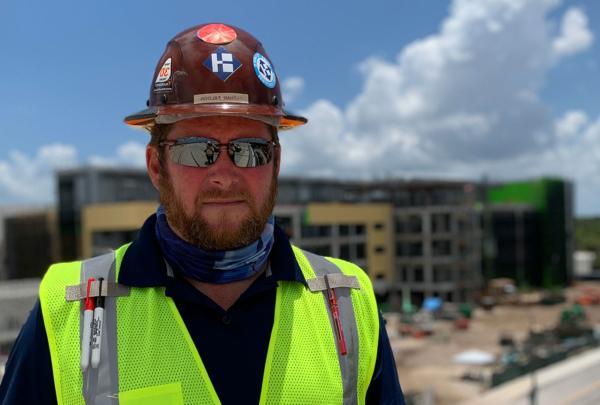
[80,277,96,371]
[325,276,347,356]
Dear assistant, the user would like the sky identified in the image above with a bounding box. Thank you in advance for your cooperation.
[1,0,600,216]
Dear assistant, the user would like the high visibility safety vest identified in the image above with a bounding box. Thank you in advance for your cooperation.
[39,244,379,405]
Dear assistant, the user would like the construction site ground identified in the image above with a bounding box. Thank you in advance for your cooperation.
[387,281,600,404]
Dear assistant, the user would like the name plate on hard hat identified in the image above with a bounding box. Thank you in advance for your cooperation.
[194,93,249,104]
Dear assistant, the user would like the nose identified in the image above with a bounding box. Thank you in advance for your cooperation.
[205,145,239,189]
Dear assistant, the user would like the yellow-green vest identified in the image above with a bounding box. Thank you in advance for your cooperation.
[39,244,379,404]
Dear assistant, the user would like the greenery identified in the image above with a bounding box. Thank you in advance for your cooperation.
[575,217,600,268]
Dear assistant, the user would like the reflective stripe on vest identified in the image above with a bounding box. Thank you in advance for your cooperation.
[80,252,119,404]
[40,244,379,404]
[301,249,359,405]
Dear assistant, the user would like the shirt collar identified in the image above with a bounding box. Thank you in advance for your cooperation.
[119,214,306,287]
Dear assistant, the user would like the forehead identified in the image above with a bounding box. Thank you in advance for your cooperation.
[167,116,272,141]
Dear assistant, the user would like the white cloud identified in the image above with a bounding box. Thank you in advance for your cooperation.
[0,144,78,202]
[0,141,147,203]
[280,0,599,214]
[89,141,146,168]
[552,7,594,58]
[1,0,598,214]
[555,110,588,140]
[282,76,305,104]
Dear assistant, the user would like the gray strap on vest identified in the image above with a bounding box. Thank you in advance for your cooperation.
[66,282,130,302]
[306,273,360,292]
[301,249,359,405]
[80,252,120,404]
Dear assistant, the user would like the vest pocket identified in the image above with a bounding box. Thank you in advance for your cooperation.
[119,382,184,405]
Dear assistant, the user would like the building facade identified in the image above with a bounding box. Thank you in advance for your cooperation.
[3,209,58,280]
[486,178,574,288]
[56,169,573,307]
[57,167,158,261]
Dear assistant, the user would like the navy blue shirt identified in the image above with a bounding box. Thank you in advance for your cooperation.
[0,215,404,404]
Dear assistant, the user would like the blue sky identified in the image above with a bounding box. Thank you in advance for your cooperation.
[1,0,600,216]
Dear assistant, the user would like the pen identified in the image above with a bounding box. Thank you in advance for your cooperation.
[91,278,105,368]
[81,277,96,371]
[325,276,347,356]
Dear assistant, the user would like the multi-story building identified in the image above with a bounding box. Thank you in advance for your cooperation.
[274,203,393,282]
[72,174,483,306]
[57,167,158,261]
[3,209,59,279]
[485,205,541,286]
[55,168,573,307]
[275,179,485,305]
[394,205,482,304]
[486,178,574,288]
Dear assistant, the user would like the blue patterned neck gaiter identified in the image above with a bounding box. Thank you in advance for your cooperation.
[155,206,275,284]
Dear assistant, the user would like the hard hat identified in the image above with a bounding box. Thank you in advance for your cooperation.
[124,23,307,130]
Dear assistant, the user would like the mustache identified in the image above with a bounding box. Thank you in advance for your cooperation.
[195,187,251,202]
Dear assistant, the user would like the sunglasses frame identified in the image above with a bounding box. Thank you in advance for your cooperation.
[158,136,279,168]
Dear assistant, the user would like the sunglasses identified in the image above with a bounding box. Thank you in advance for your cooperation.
[159,137,278,168]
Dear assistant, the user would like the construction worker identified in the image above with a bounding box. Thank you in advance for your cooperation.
[0,23,404,404]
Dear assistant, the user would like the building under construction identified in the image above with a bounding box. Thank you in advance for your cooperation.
[1,168,575,310]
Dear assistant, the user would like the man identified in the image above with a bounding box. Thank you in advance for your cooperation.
[0,23,404,404]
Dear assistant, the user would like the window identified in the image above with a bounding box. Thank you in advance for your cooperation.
[301,224,331,238]
[340,244,351,260]
[339,224,366,236]
[339,225,350,236]
[275,216,293,238]
[458,241,470,257]
[301,244,331,256]
[374,223,385,230]
[432,213,451,233]
[340,243,366,261]
[356,243,366,259]
[433,265,452,282]
[432,240,452,257]
[396,242,423,257]
[400,267,409,282]
[375,246,386,254]
[395,215,422,234]
[414,267,424,282]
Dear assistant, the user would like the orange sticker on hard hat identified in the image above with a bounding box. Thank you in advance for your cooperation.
[155,58,172,83]
[154,57,173,93]
[197,24,237,44]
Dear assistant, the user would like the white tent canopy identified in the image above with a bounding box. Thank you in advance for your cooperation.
[453,349,496,366]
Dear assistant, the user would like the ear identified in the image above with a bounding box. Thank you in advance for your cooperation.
[146,145,161,190]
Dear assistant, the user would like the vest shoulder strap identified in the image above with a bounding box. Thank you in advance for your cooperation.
[299,248,360,405]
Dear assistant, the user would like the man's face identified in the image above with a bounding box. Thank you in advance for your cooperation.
[146,116,280,250]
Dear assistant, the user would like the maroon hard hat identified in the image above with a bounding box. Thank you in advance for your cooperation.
[124,23,307,130]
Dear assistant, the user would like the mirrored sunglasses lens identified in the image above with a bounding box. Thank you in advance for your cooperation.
[169,142,219,167]
[230,142,272,168]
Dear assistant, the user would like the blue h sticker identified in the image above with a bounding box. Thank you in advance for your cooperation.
[203,46,242,81]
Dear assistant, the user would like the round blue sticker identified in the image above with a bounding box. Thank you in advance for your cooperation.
[253,52,276,88]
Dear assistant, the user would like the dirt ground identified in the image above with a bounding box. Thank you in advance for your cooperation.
[388,281,600,404]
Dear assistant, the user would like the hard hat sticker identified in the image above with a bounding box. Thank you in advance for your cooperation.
[203,47,242,81]
[194,93,249,104]
[155,58,172,83]
[197,24,237,44]
[154,57,173,93]
[253,53,276,88]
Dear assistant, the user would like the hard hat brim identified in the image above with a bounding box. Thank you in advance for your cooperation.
[124,104,307,130]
